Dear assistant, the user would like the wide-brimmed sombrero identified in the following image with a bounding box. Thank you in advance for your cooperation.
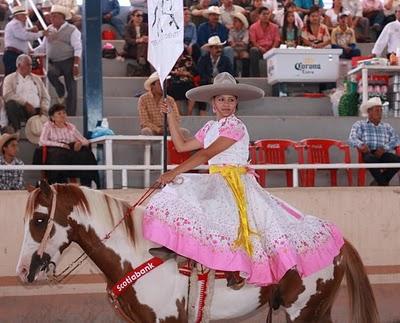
[186,72,264,102]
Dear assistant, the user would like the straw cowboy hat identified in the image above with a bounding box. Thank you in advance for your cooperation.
[25,115,49,144]
[11,6,28,17]
[144,72,160,91]
[359,97,382,117]
[203,6,222,17]
[0,133,18,154]
[50,4,72,20]
[232,12,249,29]
[201,35,226,50]
[186,72,264,102]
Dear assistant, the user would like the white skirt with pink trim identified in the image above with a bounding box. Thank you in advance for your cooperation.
[142,173,344,286]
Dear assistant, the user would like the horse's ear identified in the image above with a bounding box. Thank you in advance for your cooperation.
[39,180,52,198]
[26,183,36,193]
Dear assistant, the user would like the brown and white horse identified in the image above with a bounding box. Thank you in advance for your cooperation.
[16,182,379,323]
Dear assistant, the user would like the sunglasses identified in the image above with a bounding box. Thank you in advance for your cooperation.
[134,14,143,17]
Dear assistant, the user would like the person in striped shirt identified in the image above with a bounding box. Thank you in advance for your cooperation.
[348,96,400,186]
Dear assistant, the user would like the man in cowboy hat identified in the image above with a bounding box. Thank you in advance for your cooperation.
[219,0,246,29]
[0,133,24,190]
[3,54,50,132]
[138,72,190,137]
[34,4,81,116]
[348,96,400,186]
[3,5,48,75]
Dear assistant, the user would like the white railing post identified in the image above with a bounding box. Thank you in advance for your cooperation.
[121,169,128,189]
[293,167,299,187]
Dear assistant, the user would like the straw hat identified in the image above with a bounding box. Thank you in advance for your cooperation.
[203,6,222,17]
[50,5,72,20]
[201,35,226,50]
[186,72,264,102]
[0,133,18,154]
[233,12,249,29]
[144,72,160,91]
[25,115,49,144]
[11,6,28,17]
[359,97,382,117]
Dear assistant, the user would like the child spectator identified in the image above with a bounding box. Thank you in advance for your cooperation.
[0,133,24,190]
[281,10,300,47]
[229,12,250,76]
[331,12,361,58]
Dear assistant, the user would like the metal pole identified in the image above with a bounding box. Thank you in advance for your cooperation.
[162,79,168,173]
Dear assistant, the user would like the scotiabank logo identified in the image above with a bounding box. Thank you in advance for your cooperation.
[116,263,155,292]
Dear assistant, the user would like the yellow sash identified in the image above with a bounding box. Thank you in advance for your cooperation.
[209,165,258,256]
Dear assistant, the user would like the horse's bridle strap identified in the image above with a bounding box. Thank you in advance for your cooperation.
[37,186,58,258]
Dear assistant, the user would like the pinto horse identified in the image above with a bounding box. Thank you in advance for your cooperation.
[16,182,379,323]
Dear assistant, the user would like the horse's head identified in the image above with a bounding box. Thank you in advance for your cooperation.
[16,181,89,283]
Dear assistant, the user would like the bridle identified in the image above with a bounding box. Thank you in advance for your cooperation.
[35,183,161,283]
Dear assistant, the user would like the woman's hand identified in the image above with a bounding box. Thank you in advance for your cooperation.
[158,170,179,185]
[74,141,82,151]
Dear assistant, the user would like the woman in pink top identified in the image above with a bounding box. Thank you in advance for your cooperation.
[301,6,331,48]
[34,104,99,187]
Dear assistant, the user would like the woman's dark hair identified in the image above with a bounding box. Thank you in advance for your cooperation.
[306,5,321,32]
[48,104,66,118]
[258,6,269,15]
[332,0,343,10]
[282,10,298,43]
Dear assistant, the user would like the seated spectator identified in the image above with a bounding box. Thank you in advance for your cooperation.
[138,72,190,136]
[229,12,250,76]
[0,133,24,190]
[219,0,246,29]
[101,0,125,38]
[197,36,234,114]
[348,97,400,186]
[3,54,50,132]
[273,1,303,29]
[384,0,400,24]
[263,0,278,12]
[372,5,400,57]
[234,0,253,10]
[281,10,300,47]
[191,0,211,26]
[122,10,149,75]
[34,104,99,187]
[249,0,264,24]
[324,0,344,31]
[342,0,370,42]
[362,0,385,34]
[295,0,324,16]
[0,0,9,22]
[184,7,200,62]
[197,6,235,66]
[301,6,331,48]
[331,12,361,58]
[130,0,148,23]
[168,52,198,115]
[249,6,280,77]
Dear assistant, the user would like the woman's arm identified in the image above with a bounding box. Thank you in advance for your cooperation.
[158,136,236,184]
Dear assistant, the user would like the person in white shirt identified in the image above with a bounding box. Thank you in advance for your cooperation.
[219,0,246,29]
[372,5,400,57]
[384,0,400,24]
[3,6,48,75]
[273,1,303,28]
[34,5,81,116]
[2,54,50,132]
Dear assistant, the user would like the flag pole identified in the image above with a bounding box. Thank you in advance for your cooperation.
[163,79,168,173]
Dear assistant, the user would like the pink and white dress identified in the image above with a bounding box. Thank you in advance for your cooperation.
[142,115,344,286]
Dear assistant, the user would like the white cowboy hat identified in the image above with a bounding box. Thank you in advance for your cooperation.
[232,12,249,29]
[203,6,222,17]
[25,115,49,144]
[359,96,383,117]
[50,4,72,20]
[11,6,28,16]
[201,35,226,50]
[0,133,19,154]
[144,72,160,91]
[186,72,264,102]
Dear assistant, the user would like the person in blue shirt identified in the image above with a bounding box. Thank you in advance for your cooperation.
[348,97,400,186]
[102,0,125,38]
[295,0,324,16]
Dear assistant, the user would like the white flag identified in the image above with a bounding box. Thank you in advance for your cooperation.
[148,0,184,89]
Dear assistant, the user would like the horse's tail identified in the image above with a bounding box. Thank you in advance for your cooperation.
[342,239,380,323]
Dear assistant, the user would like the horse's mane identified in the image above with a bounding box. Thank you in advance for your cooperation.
[25,185,136,244]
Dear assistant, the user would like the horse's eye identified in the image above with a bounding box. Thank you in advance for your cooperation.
[35,218,45,225]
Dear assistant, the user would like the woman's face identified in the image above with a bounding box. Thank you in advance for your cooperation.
[286,12,295,24]
[253,0,262,8]
[213,95,238,119]
[309,11,320,24]
[132,11,143,24]
[51,109,67,124]
[334,0,342,7]
[184,9,191,24]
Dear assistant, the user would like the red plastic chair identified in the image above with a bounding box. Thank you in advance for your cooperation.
[357,146,400,186]
[167,140,191,164]
[251,139,304,187]
[102,30,116,40]
[300,138,353,187]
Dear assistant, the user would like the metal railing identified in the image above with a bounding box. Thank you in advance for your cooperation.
[1,162,400,189]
